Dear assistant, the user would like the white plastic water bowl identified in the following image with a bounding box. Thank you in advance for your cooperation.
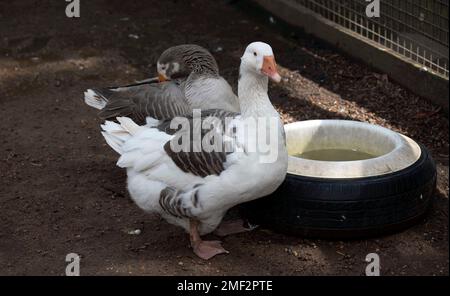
[285,120,421,179]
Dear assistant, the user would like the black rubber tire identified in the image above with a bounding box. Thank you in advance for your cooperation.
[240,144,437,239]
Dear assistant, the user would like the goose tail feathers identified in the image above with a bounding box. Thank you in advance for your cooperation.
[84,88,110,110]
[101,117,141,154]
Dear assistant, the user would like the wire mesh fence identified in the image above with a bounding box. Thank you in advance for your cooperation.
[294,0,449,78]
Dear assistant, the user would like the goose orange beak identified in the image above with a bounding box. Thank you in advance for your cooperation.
[261,55,281,83]
[158,73,168,82]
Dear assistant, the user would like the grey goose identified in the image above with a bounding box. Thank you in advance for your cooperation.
[84,44,239,124]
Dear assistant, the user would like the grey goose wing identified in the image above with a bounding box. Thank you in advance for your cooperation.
[90,80,191,124]
[159,109,241,178]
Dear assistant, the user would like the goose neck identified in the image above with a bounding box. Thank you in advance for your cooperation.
[237,70,274,118]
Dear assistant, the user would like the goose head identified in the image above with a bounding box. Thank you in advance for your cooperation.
[157,44,219,81]
[240,42,281,83]
[157,53,189,82]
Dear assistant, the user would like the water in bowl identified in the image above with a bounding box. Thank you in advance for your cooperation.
[294,148,376,161]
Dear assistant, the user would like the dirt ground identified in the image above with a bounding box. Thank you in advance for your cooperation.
[0,0,448,276]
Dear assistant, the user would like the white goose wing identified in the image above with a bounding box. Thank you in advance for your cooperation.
[101,110,244,219]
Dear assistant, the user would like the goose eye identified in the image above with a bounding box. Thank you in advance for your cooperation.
[253,52,257,56]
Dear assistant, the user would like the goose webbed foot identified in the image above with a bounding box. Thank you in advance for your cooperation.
[192,240,229,260]
[189,219,229,260]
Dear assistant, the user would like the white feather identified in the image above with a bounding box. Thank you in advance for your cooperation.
[101,117,143,155]
[101,131,123,154]
[116,117,141,135]
[145,117,161,128]
[84,89,107,110]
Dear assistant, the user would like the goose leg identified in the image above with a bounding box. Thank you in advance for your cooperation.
[214,219,259,237]
[189,219,229,260]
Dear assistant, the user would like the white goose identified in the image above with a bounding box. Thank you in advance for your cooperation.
[101,42,288,260]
